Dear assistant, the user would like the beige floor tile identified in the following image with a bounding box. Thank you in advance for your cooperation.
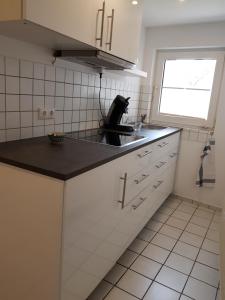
[206,229,220,242]
[179,231,204,247]
[88,280,112,300]
[190,216,211,228]
[117,270,152,298]
[191,262,219,287]
[158,206,175,216]
[128,238,148,254]
[173,241,199,260]
[185,223,207,237]
[184,277,217,300]
[165,252,194,275]
[197,249,219,269]
[172,210,192,221]
[166,216,188,230]
[144,282,180,300]
[117,250,138,268]
[159,224,182,239]
[152,212,169,223]
[194,209,213,220]
[151,233,177,251]
[210,222,219,231]
[177,203,196,214]
[105,287,137,300]
[202,239,220,255]
[145,219,163,232]
[104,264,127,284]
[156,266,187,292]
[142,243,170,264]
[138,228,156,242]
[131,256,162,279]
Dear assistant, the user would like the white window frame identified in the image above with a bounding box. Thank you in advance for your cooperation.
[151,50,225,128]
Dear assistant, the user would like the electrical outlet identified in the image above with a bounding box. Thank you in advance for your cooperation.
[38,108,55,120]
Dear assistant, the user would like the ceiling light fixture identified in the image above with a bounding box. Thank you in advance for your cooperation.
[132,0,138,5]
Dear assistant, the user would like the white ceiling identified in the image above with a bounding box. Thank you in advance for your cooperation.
[143,0,225,27]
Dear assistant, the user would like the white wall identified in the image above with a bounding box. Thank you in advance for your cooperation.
[142,21,225,208]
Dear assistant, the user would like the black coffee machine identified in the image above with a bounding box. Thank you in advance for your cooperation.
[104,95,134,132]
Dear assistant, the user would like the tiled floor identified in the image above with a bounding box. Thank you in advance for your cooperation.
[88,197,221,300]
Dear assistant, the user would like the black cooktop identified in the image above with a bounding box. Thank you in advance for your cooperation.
[66,128,146,147]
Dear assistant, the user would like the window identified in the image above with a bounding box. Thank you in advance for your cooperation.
[152,50,224,127]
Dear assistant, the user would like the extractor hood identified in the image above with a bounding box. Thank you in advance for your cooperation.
[54,50,135,70]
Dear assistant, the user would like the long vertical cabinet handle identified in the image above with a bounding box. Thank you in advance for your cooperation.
[96,1,105,47]
[106,9,115,51]
[118,172,127,209]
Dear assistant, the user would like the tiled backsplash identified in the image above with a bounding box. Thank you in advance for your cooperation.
[0,55,141,142]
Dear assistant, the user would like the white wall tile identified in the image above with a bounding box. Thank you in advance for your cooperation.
[33,96,44,111]
[45,65,55,81]
[74,71,81,84]
[33,126,44,137]
[45,81,55,96]
[73,85,81,97]
[33,111,44,126]
[6,128,20,141]
[5,57,19,76]
[65,84,73,97]
[21,112,32,127]
[33,79,44,95]
[73,98,80,110]
[0,94,5,111]
[0,129,6,142]
[21,127,33,139]
[72,111,80,123]
[64,98,73,110]
[20,60,33,78]
[55,124,64,132]
[56,67,65,82]
[55,111,63,124]
[81,86,88,98]
[6,112,20,128]
[82,73,88,85]
[64,123,72,132]
[55,97,64,111]
[45,124,54,134]
[34,63,45,79]
[0,56,5,74]
[56,82,64,97]
[20,78,33,94]
[0,75,5,93]
[6,94,19,111]
[64,111,72,123]
[0,112,5,129]
[45,96,54,109]
[65,70,73,84]
[6,76,20,94]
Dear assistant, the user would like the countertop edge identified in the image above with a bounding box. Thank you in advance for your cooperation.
[0,128,182,180]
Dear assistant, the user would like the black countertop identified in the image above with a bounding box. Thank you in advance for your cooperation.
[0,127,181,180]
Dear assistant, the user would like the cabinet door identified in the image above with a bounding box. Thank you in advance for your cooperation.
[104,0,142,63]
[24,0,104,47]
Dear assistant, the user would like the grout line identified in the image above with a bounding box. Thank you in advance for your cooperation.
[102,198,220,300]
[179,207,218,300]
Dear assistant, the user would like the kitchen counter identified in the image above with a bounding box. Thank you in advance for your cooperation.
[0,127,181,180]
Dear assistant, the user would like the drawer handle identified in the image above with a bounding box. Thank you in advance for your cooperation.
[118,172,127,209]
[155,161,167,168]
[153,180,163,189]
[132,197,147,210]
[169,152,177,158]
[137,150,152,158]
[134,174,149,184]
[158,142,169,148]
[96,1,105,47]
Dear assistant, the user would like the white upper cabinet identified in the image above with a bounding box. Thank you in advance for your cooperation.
[103,0,143,63]
[0,0,143,63]
[23,0,103,47]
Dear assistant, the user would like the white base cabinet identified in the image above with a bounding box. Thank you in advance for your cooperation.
[61,132,180,300]
[0,132,180,300]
